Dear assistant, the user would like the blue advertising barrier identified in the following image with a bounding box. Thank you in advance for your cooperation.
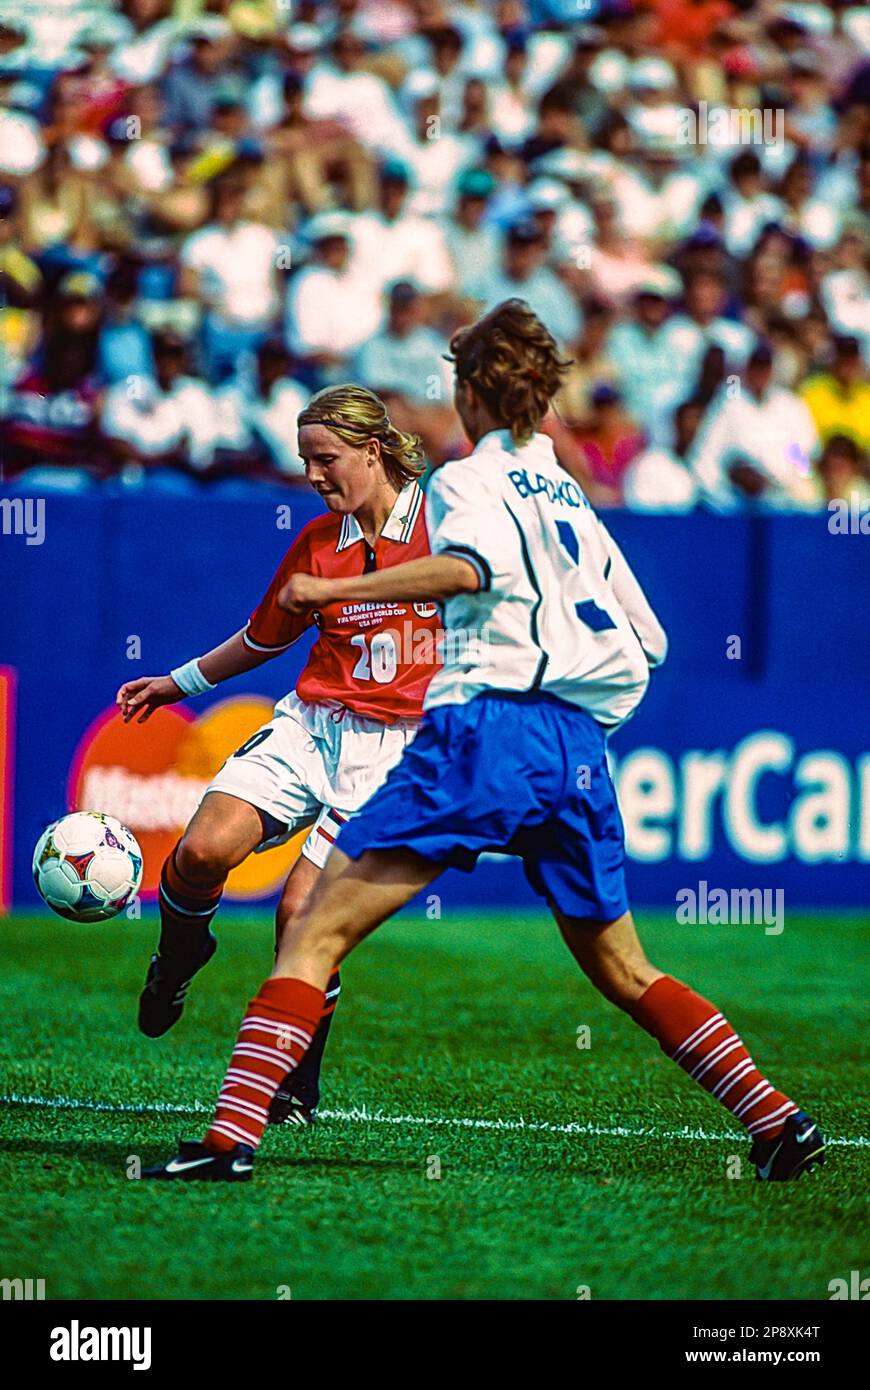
[1,490,867,910]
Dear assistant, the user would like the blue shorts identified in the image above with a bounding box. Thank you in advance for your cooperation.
[337,692,629,922]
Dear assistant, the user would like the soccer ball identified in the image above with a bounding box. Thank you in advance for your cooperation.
[33,812,143,922]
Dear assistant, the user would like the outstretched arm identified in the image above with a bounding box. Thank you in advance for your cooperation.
[116,628,280,724]
[277,554,480,614]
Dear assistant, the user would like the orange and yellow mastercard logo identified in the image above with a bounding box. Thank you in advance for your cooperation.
[67,697,307,900]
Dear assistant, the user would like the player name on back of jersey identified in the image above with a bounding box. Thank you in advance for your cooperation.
[507,467,586,508]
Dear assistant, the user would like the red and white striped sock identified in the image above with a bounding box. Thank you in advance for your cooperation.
[205,977,324,1153]
[632,976,798,1139]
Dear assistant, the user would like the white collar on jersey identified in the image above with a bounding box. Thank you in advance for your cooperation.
[472,429,556,460]
[336,478,424,551]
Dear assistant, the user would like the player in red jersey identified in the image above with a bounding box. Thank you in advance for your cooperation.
[116,385,438,1125]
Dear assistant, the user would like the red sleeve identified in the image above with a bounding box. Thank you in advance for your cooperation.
[244,527,315,653]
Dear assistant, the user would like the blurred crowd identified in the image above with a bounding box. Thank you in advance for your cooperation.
[0,0,869,509]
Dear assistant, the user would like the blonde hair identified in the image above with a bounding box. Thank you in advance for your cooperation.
[298,384,425,489]
[449,299,571,445]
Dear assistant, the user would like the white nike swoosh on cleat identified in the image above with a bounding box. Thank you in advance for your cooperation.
[757,1142,784,1179]
[795,1126,817,1144]
[164,1156,216,1173]
[231,1160,253,1173]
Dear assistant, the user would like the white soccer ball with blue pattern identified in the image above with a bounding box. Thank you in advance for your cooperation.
[33,812,143,922]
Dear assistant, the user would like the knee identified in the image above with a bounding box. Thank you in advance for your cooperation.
[176,829,230,886]
[276,902,353,976]
[590,953,661,1012]
[274,897,305,955]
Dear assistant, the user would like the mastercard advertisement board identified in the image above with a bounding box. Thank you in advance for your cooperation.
[67,696,308,900]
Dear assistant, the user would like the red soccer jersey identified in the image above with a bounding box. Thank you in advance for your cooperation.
[244,481,439,724]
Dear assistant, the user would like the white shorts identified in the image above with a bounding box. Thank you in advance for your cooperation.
[204,692,419,870]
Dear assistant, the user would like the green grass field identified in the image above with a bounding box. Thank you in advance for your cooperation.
[1,907,867,1301]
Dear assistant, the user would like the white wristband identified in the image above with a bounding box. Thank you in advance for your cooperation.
[170,658,216,698]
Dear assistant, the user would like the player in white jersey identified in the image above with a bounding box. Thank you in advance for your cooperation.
[421,423,665,725]
[143,301,824,1184]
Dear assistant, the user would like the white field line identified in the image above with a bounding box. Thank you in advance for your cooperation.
[2,1091,867,1148]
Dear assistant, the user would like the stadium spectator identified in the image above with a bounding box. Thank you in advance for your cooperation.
[350,157,455,303]
[556,297,618,431]
[304,27,411,160]
[723,151,785,258]
[800,335,870,452]
[284,212,381,377]
[816,433,870,506]
[569,383,645,508]
[585,192,654,306]
[19,140,94,257]
[402,70,470,216]
[353,279,457,460]
[820,220,870,354]
[623,398,704,513]
[354,280,451,405]
[487,36,536,143]
[690,343,821,511]
[3,271,106,486]
[443,169,500,298]
[480,134,530,230]
[663,270,756,382]
[179,179,281,382]
[778,153,841,250]
[0,184,42,388]
[467,216,581,346]
[162,23,236,134]
[97,258,154,384]
[552,26,608,134]
[100,328,217,482]
[209,339,310,481]
[264,70,374,214]
[520,81,582,167]
[607,270,686,445]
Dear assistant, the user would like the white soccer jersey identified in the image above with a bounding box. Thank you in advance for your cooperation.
[425,430,668,728]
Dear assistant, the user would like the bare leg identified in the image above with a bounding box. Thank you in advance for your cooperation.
[140,792,272,1037]
[175,791,265,886]
[554,909,663,1011]
[554,908,804,1148]
[202,847,443,1151]
[272,853,335,1114]
[275,851,321,955]
[273,847,443,987]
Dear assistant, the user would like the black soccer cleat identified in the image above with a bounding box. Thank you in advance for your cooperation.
[142,1139,254,1182]
[267,1086,318,1127]
[750,1110,826,1181]
[138,931,217,1038]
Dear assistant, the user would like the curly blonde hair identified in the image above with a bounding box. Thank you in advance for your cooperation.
[297,385,425,489]
[449,299,572,445]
